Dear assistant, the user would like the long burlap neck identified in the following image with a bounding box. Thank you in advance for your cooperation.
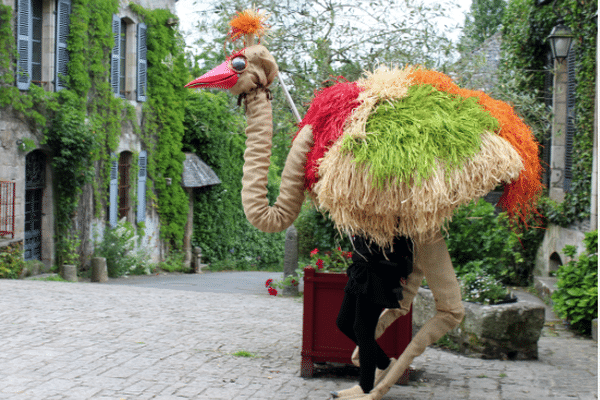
[240,88,313,233]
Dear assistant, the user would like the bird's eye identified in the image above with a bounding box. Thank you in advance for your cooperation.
[230,56,247,73]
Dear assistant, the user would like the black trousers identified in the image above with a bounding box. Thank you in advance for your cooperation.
[336,291,390,393]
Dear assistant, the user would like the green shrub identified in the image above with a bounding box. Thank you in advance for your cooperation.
[0,243,25,279]
[158,251,188,273]
[552,231,598,335]
[460,268,510,305]
[95,219,151,277]
[446,199,545,286]
[446,200,512,280]
[295,201,351,259]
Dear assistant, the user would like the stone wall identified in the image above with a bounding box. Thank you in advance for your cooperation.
[534,223,588,276]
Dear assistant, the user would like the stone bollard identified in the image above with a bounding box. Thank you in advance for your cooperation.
[91,257,108,283]
[62,264,78,282]
[283,225,299,296]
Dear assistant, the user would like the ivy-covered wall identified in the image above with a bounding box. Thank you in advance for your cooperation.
[0,1,188,266]
[501,0,596,225]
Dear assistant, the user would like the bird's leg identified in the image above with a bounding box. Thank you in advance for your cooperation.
[363,231,465,400]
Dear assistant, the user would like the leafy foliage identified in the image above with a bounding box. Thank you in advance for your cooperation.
[183,90,286,269]
[501,0,596,225]
[94,219,151,277]
[132,4,190,248]
[460,271,509,305]
[44,92,98,264]
[0,244,26,279]
[446,199,545,286]
[294,202,351,259]
[458,0,507,53]
[552,231,598,335]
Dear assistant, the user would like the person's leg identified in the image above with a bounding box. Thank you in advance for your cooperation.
[353,296,389,393]
[334,293,390,398]
[364,231,465,400]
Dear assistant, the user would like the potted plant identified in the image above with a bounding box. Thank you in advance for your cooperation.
[298,248,412,377]
[60,234,80,282]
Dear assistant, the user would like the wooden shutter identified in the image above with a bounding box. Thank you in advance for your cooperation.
[564,47,577,192]
[55,0,71,91]
[137,150,147,223]
[109,155,118,228]
[110,14,121,97]
[136,23,147,102]
[17,0,31,90]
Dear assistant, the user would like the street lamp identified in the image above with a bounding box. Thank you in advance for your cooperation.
[547,20,574,63]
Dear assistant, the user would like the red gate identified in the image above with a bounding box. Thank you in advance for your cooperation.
[0,181,16,239]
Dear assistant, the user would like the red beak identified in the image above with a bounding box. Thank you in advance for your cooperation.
[185,60,239,90]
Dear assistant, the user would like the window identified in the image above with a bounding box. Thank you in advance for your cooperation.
[564,47,577,193]
[108,151,147,227]
[31,0,42,85]
[110,15,147,101]
[0,181,16,239]
[137,151,147,223]
[118,151,132,221]
[119,20,127,98]
[16,0,71,91]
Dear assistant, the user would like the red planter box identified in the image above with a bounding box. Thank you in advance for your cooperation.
[301,267,412,377]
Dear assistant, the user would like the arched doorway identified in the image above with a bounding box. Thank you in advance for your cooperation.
[24,150,46,261]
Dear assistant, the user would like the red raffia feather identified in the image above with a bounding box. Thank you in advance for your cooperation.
[295,80,363,191]
[405,68,543,225]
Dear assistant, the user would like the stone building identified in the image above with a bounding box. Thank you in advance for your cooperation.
[0,0,182,271]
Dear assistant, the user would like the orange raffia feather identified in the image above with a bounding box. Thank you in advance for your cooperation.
[407,68,543,225]
[228,8,270,43]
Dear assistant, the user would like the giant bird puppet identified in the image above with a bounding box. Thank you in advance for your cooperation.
[186,9,542,400]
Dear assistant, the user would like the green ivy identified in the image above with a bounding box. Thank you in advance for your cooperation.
[552,230,598,335]
[0,243,26,279]
[183,90,286,268]
[1,1,192,267]
[501,0,596,225]
[131,4,189,248]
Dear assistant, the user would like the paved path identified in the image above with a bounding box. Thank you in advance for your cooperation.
[0,274,597,400]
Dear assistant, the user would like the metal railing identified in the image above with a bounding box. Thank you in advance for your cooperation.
[0,181,16,239]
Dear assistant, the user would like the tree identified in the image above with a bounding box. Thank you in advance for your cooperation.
[459,0,506,53]
[189,0,458,114]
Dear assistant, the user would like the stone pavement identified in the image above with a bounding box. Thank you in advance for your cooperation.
[0,274,597,400]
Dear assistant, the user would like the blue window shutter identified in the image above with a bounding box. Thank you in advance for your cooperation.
[110,14,121,97]
[136,22,147,102]
[55,0,71,91]
[109,156,118,228]
[137,150,147,223]
[17,0,31,90]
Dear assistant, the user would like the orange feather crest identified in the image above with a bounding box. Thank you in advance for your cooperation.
[228,8,270,45]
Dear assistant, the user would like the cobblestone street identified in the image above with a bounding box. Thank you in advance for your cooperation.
[0,277,597,399]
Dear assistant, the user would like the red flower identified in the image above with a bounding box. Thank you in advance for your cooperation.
[316,259,324,269]
[310,248,319,256]
[291,279,298,286]
[345,251,353,259]
[268,286,278,296]
[265,278,273,287]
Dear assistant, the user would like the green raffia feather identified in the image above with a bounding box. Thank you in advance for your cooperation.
[341,84,500,186]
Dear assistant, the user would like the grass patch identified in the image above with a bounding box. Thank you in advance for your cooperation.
[231,350,257,358]
[31,275,68,282]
